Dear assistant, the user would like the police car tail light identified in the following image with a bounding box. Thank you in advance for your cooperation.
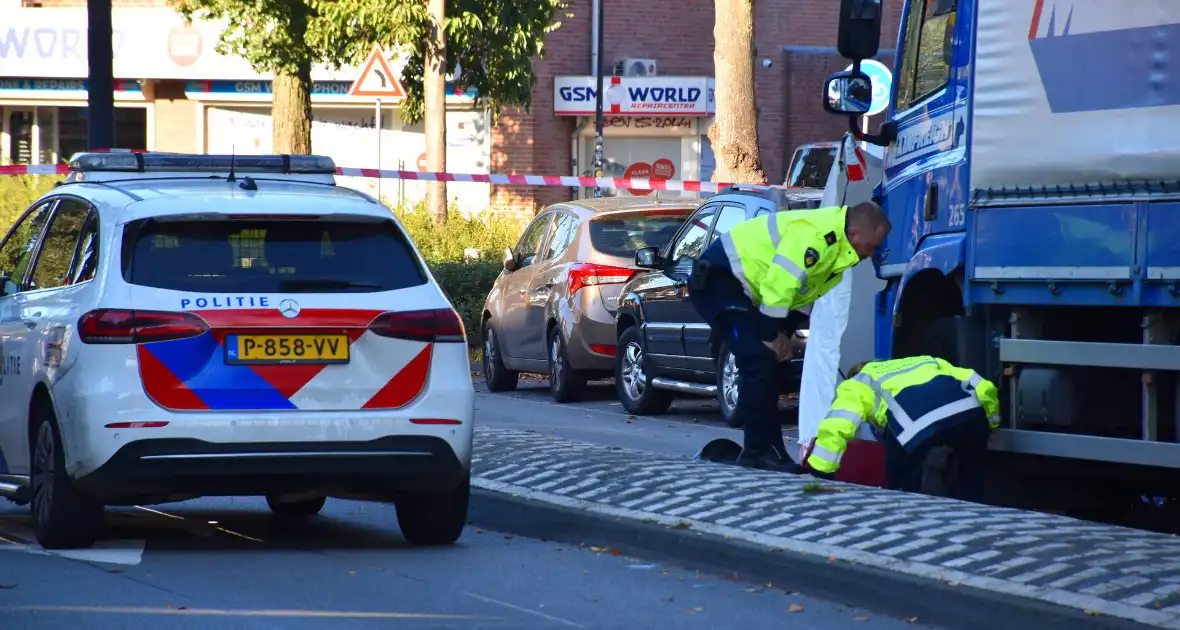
[78,309,210,344]
[568,264,635,295]
[367,309,466,343]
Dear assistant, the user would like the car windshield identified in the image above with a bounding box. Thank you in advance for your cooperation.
[121,217,428,293]
[784,145,838,189]
[589,209,695,257]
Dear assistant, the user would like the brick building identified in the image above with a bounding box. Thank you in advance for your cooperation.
[1,0,900,216]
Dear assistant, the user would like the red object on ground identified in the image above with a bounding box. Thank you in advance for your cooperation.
[800,438,887,488]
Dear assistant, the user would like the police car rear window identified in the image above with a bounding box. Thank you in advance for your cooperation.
[120,217,428,293]
[589,210,694,258]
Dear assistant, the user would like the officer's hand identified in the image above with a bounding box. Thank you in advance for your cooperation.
[761,332,793,362]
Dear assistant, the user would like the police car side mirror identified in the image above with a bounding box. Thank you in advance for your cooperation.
[502,248,518,272]
[837,0,882,61]
[635,246,661,269]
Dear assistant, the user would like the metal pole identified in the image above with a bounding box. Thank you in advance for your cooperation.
[592,0,606,198]
[375,98,383,204]
[87,0,115,150]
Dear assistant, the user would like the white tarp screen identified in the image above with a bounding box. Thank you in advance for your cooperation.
[797,134,885,460]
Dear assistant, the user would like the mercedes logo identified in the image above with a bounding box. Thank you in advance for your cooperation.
[278,299,301,319]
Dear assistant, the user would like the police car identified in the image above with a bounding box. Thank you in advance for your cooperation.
[0,152,474,550]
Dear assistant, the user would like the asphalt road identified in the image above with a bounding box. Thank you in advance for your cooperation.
[473,376,800,458]
[0,496,928,630]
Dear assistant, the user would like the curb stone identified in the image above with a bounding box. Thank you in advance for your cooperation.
[471,426,1180,629]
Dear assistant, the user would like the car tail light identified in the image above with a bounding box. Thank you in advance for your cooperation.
[78,309,209,344]
[568,264,635,295]
[368,309,466,342]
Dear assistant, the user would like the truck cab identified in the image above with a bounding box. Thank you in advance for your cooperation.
[821,0,1180,511]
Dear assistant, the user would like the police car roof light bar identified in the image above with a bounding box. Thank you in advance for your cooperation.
[67,152,338,175]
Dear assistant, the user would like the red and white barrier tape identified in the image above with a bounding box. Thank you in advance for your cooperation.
[0,162,734,193]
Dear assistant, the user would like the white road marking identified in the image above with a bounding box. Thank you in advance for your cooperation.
[463,591,585,628]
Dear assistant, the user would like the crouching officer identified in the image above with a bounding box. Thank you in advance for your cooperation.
[689,202,891,473]
[807,356,1001,502]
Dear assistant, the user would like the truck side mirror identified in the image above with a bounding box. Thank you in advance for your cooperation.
[822,71,873,116]
[837,0,883,61]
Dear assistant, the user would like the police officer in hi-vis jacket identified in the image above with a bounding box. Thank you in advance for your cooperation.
[808,356,1001,501]
[689,202,891,473]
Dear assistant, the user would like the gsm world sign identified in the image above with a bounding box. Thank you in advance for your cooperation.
[555,76,711,116]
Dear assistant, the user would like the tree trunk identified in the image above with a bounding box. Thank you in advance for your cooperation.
[710,0,767,185]
[271,1,312,155]
[272,66,313,154]
[425,0,448,223]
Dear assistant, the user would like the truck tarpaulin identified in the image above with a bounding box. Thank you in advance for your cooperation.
[971,0,1180,192]
[797,134,885,461]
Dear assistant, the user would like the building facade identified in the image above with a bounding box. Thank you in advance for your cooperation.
[1,0,901,216]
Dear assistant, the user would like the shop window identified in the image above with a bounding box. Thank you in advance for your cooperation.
[57,107,148,160]
[5,110,33,165]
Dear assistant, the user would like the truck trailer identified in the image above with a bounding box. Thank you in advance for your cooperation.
[822,0,1180,513]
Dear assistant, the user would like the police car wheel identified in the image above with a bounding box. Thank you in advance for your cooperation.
[716,341,743,428]
[29,405,103,550]
[266,495,326,518]
[482,321,519,392]
[396,474,470,546]
[548,328,587,403]
[615,326,673,415]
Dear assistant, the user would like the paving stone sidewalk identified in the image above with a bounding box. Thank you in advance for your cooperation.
[471,426,1180,628]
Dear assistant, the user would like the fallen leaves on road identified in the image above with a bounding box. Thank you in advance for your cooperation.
[788,604,805,613]
[589,546,624,556]
[668,522,692,530]
[854,616,869,622]
[1085,610,1103,617]
[801,483,848,494]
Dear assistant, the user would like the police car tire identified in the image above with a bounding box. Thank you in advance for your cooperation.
[396,474,470,546]
[615,326,673,415]
[29,406,103,550]
[482,321,519,392]
[266,495,326,517]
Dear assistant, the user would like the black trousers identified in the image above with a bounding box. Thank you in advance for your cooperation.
[882,410,991,503]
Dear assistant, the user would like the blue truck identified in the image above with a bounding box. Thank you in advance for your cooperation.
[822,0,1180,514]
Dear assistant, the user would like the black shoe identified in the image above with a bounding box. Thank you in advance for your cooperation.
[735,447,805,474]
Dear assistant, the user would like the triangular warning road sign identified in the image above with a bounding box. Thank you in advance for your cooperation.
[349,44,407,99]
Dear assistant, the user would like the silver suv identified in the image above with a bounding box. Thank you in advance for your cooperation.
[481,197,701,402]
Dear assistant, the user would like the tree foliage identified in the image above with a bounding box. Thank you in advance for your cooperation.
[170,0,372,79]
[319,0,568,124]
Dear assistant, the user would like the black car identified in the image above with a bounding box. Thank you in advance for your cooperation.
[613,185,823,427]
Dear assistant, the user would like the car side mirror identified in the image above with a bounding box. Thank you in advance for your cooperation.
[837,0,882,61]
[823,71,873,116]
[634,246,661,269]
[502,248,518,272]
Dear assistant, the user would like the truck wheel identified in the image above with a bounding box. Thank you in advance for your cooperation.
[396,475,469,546]
[548,328,588,403]
[266,495,326,518]
[482,321,519,392]
[29,405,104,550]
[716,340,743,428]
[616,326,673,415]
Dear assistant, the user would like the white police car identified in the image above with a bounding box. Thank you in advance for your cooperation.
[0,152,474,549]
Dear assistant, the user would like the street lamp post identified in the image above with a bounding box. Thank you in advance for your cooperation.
[592,0,606,198]
[87,0,116,150]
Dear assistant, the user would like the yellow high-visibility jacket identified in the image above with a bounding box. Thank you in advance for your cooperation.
[718,205,861,319]
[807,356,1001,474]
